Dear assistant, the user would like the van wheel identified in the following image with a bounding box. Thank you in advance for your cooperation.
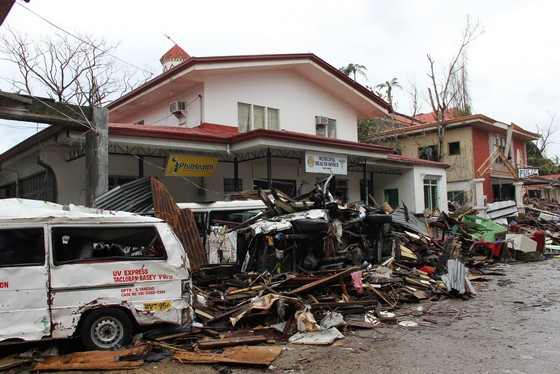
[80,308,133,350]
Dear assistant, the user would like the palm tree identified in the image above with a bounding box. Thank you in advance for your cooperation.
[339,63,368,82]
[375,78,402,110]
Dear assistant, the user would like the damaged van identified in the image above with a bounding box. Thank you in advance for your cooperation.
[0,199,193,350]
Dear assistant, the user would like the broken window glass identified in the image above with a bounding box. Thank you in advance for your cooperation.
[52,226,167,264]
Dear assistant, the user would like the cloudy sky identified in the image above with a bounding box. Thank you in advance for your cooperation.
[1,0,559,156]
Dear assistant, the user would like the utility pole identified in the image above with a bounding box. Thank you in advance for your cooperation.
[0,92,108,206]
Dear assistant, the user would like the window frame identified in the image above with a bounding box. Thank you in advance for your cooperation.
[51,225,168,265]
[418,145,438,161]
[0,227,45,267]
[315,116,337,138]
[238,102,280,132]
[448,141,460,156]
[423,178,439,210]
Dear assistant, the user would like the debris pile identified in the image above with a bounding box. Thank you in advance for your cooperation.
[6,179,557,371]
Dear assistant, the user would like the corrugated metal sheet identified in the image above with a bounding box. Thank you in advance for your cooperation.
[390,206,430,237]
[94,177,154,214]
[150,177,207,272]
[95,176,207,272]
[486,200,518,220]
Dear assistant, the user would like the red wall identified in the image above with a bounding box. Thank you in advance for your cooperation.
[512,138,527,167]
[471,127,494,202]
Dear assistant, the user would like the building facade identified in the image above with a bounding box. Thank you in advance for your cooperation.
[374,113,540,207]
[0,48,449,213]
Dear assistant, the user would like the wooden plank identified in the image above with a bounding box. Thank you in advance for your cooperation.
[197,335,267,349]
[33,345,149,371]
[173,346,282,366]
[289,266,359,295]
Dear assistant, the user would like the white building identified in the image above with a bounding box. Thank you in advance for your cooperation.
[0,47,448,213]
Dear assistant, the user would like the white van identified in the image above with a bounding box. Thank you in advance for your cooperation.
[177,200,266,263]
[0,199,193,350]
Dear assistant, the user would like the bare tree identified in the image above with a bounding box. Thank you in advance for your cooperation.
[407,80,422,124]
[536,111,557,156]
[0,27,153,108]
[426,16,483,161]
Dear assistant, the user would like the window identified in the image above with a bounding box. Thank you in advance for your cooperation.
[238,103,251,132]
[424,179,439,210]
[448,141,460,155]
[254,105,265,129]
[447,190,465,204]
[19,171,55,201]
[334,179,348,203]
[494,135,507,163]
[0,228,44,267]
[253,178,297,196]
[360,178,374,203]
[315,116,336,138]
[52,226,166,264]
[224,178,243,193]
[109,175,137,190]
[384,188,399,209]
[268,108,280,130]
[237,102,280,132]
[419,145,438,161]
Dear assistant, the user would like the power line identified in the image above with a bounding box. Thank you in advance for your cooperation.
[15,2,155,76]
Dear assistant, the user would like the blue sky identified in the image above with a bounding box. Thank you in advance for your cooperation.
[1,0,559,157]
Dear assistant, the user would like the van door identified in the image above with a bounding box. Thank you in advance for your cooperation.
[0,226,51,342]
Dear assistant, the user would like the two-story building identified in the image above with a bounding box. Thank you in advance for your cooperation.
[373,112,540,210]
[0,46,449,213]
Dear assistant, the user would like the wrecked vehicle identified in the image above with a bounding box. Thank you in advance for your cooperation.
[177,199,266,263]
[0,199,193,350]
[237,203,393,273]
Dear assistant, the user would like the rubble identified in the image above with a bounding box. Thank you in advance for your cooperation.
[6,180,560,371]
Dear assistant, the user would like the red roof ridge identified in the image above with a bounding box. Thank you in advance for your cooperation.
[160,44,190,64]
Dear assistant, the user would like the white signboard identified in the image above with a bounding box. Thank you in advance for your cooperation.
[305,151,347,175]
[517,168,539,178]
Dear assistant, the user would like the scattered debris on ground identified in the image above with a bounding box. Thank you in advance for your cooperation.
[4,178,559,371]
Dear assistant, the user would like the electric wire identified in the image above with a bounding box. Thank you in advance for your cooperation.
[14,1,154,76]
[1,5,225,199]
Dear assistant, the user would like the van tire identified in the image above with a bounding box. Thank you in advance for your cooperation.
[80,308,134,350]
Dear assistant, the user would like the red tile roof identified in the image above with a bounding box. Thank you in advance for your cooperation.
[108,123,396,154]
[413,108,461,123]
[159,44,190,64]
[375,113,540,141]
[108,53,391,113]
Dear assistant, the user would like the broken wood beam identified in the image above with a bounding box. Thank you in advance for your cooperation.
[197,335,267,349]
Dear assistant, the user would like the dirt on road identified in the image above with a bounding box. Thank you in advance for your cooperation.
[132,258,560,374]
[4,257,560,374]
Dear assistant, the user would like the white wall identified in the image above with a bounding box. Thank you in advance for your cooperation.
[203,70,358,141]
[113,69,359,141]
[370,166,448,213]
[114,85,204,128]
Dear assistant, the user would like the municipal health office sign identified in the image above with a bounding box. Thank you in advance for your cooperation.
[165,154,218,176]
[305,151,347,175]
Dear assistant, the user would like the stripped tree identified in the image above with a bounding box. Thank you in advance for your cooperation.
[426,16,483,162]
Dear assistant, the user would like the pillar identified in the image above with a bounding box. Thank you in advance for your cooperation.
[514,181,525,214]
[472,178,487,218]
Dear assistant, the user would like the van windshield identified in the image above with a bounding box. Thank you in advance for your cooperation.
[52,226,167,264]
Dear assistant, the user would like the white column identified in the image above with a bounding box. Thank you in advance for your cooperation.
[472,178,487,217]
[514,181,525,214]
